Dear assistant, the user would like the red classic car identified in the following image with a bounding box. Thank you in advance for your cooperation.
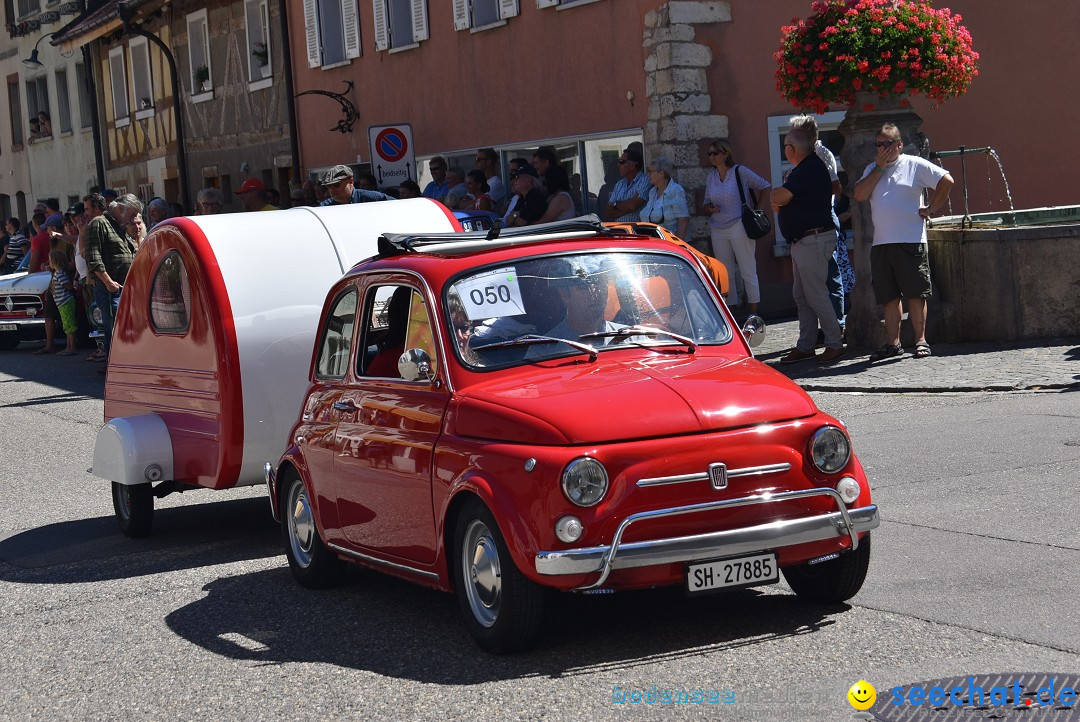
[266,217,879,653]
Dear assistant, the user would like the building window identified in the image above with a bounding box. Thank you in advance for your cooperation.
[453,0,518,30]
[304,0,361,68]
[25,75,50,140]
[54,67,72,134]
[373,0,428,51]
[129,37,153,117]
[16,0,40,20]
[7,80,24,147]
[75,63,93,131]
[108,46,130,127]
[187,9,212,95]
[244,0,272,82]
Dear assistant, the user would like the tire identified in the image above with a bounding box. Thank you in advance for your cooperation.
[281,471,344,589]
[451,499,545,653]
[0,333,20,351]
[783,533,872,603]
[111,482,154,538]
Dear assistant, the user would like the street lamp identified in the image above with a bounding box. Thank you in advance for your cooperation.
[22,33,50,69]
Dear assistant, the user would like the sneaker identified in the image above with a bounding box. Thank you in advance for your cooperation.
[817,347,846,365]
[780,348,816,365]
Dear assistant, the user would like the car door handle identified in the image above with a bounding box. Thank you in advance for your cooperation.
[333,401,358,412]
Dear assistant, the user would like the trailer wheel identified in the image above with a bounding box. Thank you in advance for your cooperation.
[111,482,154,538]
[281,471,343,588]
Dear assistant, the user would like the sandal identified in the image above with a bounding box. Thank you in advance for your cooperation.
[86,351,105,361]
[33,347,55,355]
[869,343,903,362]
[914,342,932,358]
[57,349,77,356]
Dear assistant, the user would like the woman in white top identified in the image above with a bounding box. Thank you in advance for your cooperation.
[702,139,771,313]
[640,157,690,238]
[534,165,576,223]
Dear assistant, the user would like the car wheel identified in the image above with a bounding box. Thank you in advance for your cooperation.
[783,533,871,603]
[281,471,343,589]
[111,482,154,537]
[452,499,545,653]
[0,333,20,351]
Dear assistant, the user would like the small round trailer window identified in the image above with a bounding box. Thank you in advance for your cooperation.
[149,251,191,333]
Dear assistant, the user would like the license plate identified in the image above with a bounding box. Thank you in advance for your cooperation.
[686,552,779,594]
[0,323,17,332]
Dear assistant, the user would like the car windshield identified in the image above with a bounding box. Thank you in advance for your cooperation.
[445,250,730,368]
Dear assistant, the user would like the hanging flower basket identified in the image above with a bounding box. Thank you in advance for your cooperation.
[774,0,979,114]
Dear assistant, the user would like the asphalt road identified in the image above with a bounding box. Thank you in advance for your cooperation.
[1,348,1077,721]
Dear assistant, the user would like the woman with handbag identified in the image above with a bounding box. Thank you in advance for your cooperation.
[702,139,771,314]
[640,157,690,238]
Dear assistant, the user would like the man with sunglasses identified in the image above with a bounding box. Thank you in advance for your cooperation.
[603,148,650,222]
[854,123,953,361]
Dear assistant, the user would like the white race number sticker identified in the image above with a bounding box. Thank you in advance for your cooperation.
[457,267,526,320]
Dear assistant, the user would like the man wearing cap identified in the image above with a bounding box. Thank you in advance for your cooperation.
[504,162,548,227]
[235,178,277,212]
[422,157,450,203]
[318,165,394,205]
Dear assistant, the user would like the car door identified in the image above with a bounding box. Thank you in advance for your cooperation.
[333,279,449,564]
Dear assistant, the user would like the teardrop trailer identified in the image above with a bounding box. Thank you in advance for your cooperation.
[91,199,461,536]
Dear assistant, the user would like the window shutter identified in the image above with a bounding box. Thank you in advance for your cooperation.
[304,0,322,67]
[411,0,428,42]
[499,0,519,19]
[372,0,388,51]
[453,0,469,30]
[536,0,558,8]
[342,0,361,58]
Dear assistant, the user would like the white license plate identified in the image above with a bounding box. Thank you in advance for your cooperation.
[0,323,17,332]
[686,552,779,594]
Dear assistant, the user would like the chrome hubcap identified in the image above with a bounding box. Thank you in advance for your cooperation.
[288,481,315,568]
[462,519,501,628]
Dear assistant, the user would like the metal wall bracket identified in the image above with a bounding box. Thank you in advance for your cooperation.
[294,80,358,134]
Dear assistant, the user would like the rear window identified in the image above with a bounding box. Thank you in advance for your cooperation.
[149,251,191,333]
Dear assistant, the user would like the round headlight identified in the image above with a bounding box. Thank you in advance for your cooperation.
[554,515,583,543]
[810,426,850,474]
[91,305,103,326]
[561,457,608,507]
[835,476,861,504]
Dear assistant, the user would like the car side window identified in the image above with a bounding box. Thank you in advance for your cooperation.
[359,284,438,379]
[315,288,358,378]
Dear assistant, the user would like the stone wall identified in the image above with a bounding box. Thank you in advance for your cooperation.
[642,1,731,248]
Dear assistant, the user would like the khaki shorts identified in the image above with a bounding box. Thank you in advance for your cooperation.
[870,243,932,304]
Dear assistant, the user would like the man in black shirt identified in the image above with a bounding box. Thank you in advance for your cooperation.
[772,128,845,365]
[504,164,548,226]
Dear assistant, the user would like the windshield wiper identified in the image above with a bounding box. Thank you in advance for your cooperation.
[579,325,698,353]
[473,334,599,362]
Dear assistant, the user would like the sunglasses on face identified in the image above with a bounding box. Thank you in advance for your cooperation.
[875,140,898,148]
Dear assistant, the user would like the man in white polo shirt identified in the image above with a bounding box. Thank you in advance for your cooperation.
[854,123,953,361]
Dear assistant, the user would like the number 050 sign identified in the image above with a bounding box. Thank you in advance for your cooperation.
[457,267,526,320]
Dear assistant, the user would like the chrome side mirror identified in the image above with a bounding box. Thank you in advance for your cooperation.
[398,348,435,383]
[741,315,766,348]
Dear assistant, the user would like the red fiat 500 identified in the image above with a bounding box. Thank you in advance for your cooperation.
[266,218,879,653]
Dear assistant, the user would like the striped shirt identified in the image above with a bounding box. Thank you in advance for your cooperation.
[51,267,74,306]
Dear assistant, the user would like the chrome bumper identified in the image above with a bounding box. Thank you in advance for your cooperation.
[534,488,879,590]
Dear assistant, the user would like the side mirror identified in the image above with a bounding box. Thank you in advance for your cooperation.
[398,348,435,383]
[741,315,766,348]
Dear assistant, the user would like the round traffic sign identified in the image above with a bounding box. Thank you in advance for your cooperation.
[374,128,408,163]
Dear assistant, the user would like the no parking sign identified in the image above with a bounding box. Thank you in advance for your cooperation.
[367,124,416,186]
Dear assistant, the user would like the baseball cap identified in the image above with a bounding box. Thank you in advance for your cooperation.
[235,178,268,194]
[43,215,65,229]
[101,188,118,201]
[510,164,538,179]
[320,164,354,186]
[67,202,85,215]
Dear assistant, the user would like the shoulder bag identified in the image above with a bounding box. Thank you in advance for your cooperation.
[735,166,772,240]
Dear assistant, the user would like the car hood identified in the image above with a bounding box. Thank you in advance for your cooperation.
[449,355,819,444]
[0,270,49,295]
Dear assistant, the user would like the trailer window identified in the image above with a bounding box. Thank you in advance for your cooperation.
[149,251,191,333]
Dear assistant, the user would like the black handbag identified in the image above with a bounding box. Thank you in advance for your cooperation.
[734,166,772,240]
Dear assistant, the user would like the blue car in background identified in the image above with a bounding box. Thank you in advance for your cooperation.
[453,209,500,232]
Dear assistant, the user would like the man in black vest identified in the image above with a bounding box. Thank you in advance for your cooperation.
[772,128,845,365]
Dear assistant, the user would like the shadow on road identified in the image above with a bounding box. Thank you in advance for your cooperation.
[0,496,278,582]
[165,566,845,684]
[0,345,106,401]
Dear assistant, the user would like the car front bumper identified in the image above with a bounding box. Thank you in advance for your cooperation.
[534,488,879,590]
[0,317,46,339]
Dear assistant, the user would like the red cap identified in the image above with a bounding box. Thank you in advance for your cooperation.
[235,178,267,194]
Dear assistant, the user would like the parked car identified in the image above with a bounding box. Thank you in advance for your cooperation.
[0,254,93,351]
[90,199,462,537]
[265,216,879,653]
[453,209,500,232]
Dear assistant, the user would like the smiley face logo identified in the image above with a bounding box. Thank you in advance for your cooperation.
[847,680,876,710]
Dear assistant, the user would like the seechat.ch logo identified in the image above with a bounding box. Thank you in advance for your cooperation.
[855,672,1079,721]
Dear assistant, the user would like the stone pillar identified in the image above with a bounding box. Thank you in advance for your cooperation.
[642,1,731,249]
[838,95,925,349]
